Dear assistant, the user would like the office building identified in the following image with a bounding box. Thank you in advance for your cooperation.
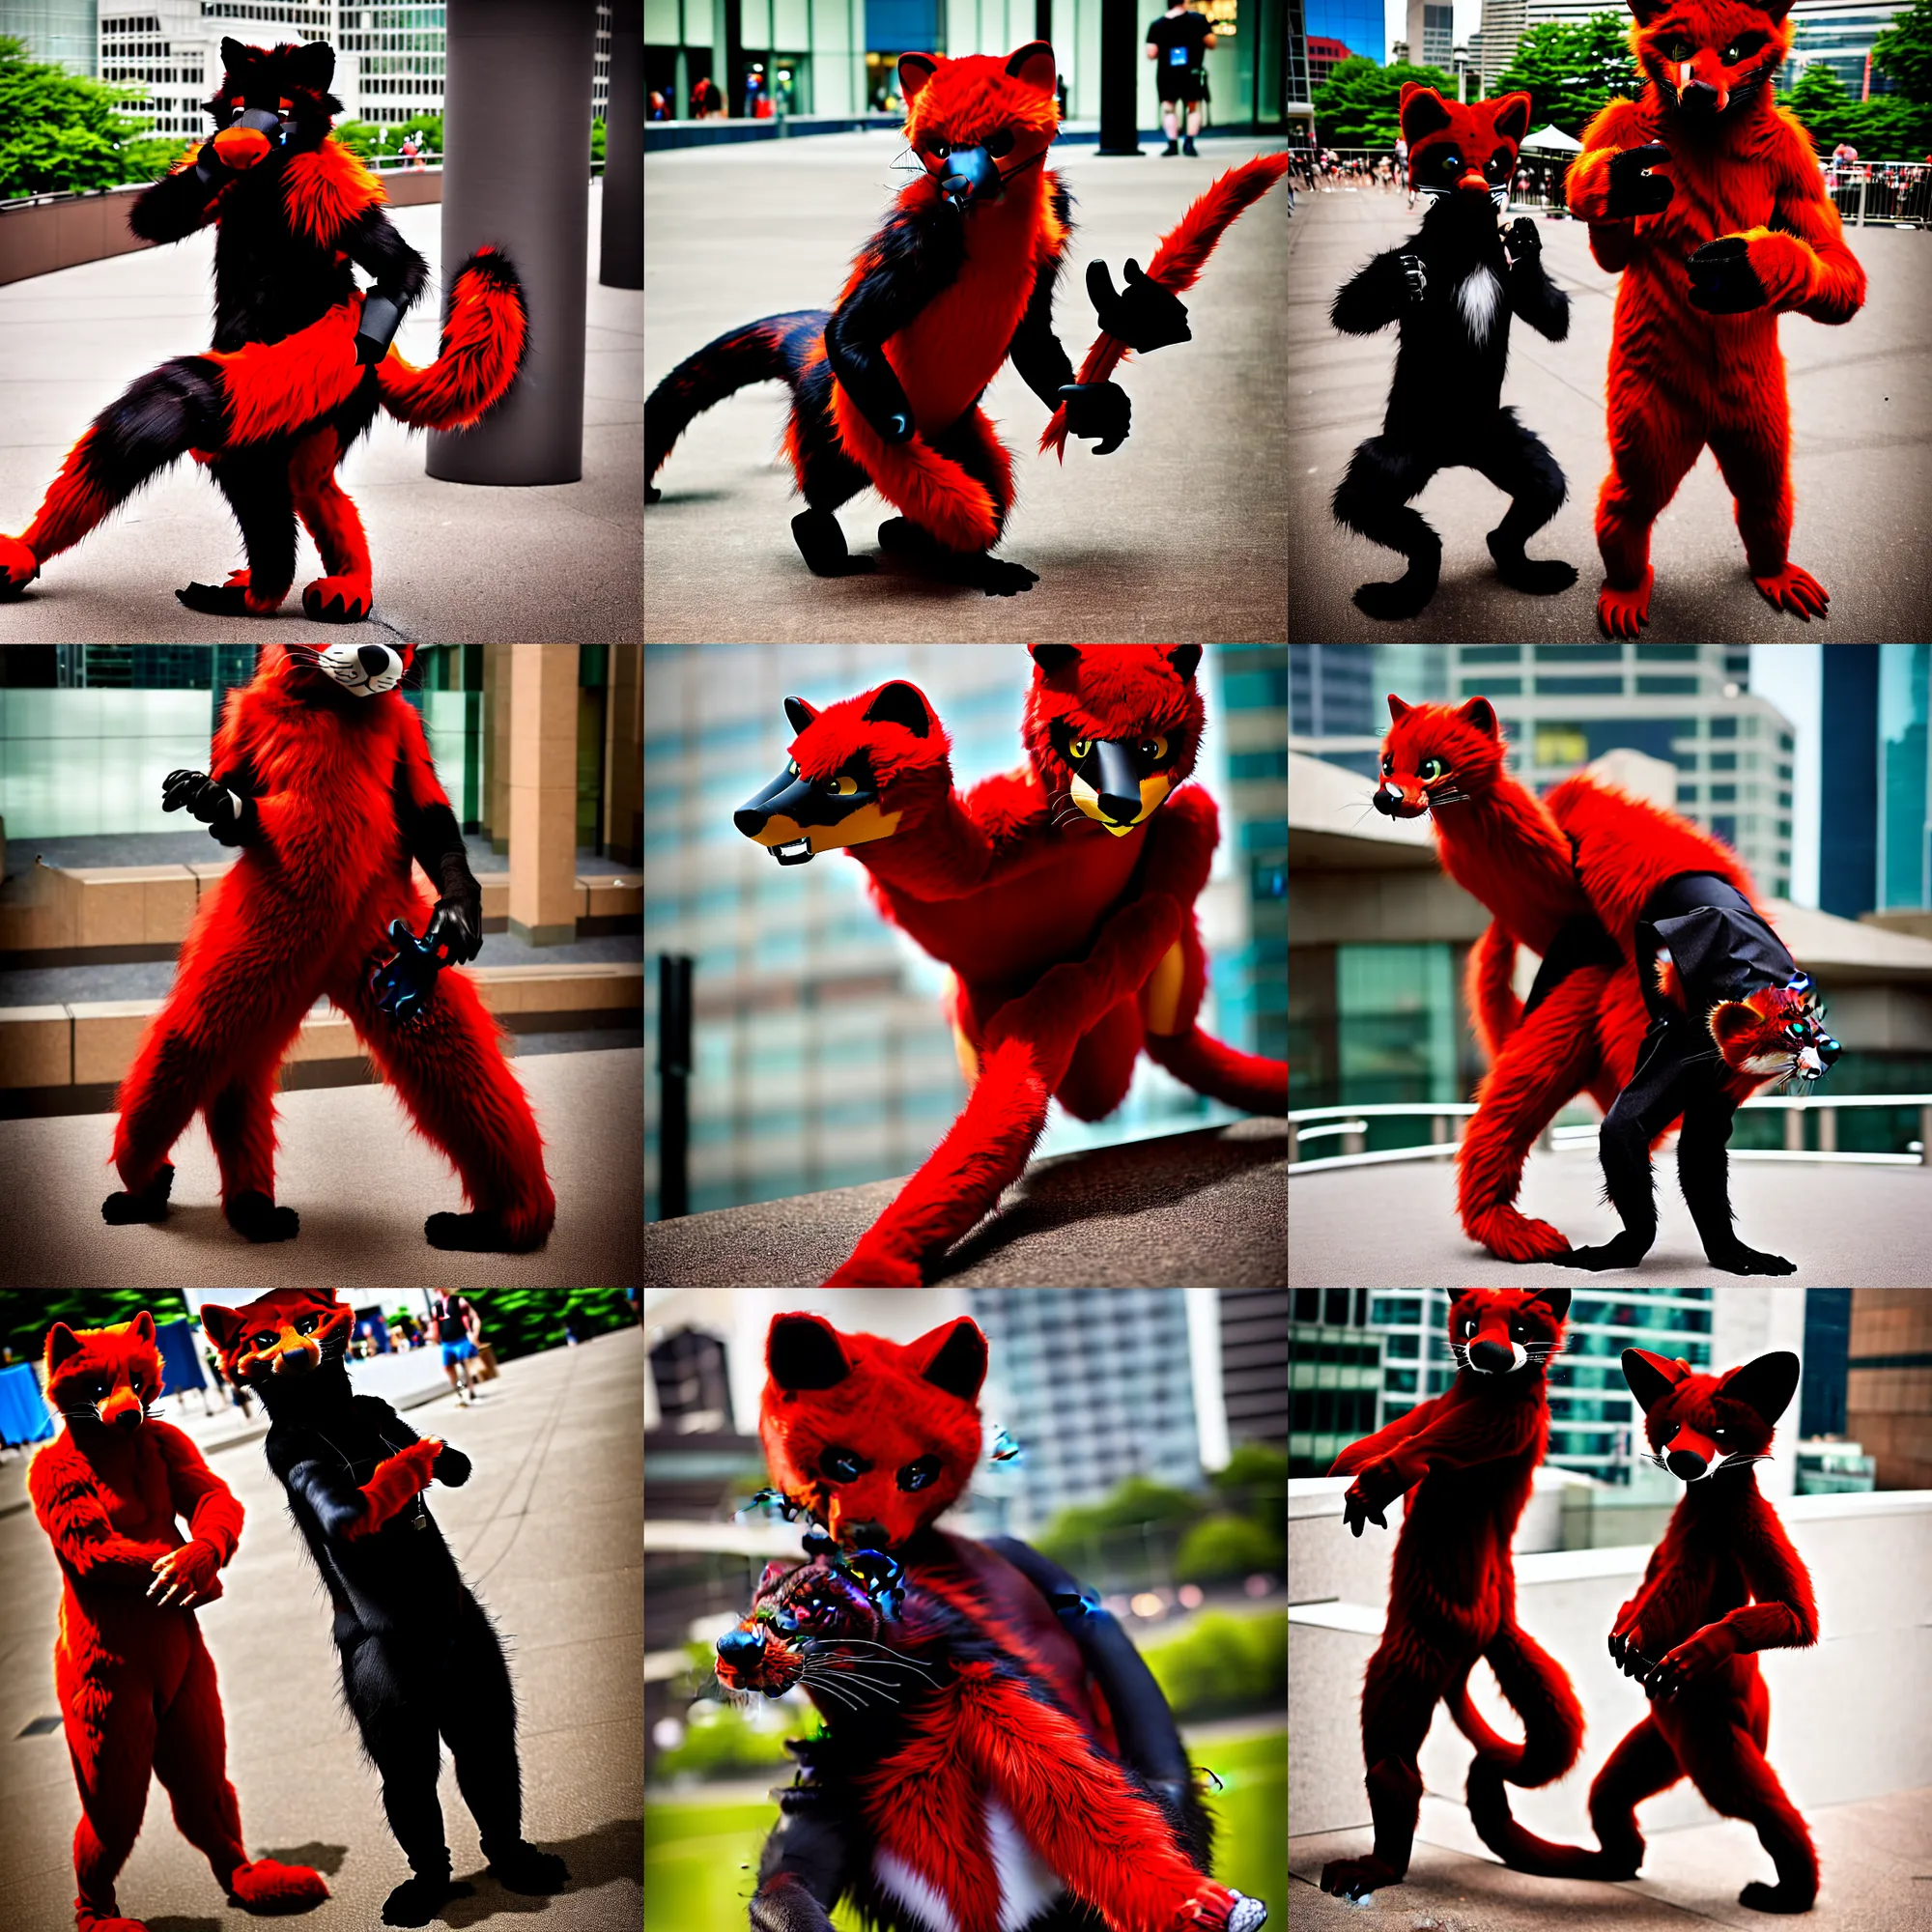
[1476,0,1525,92]
[1288,1288,1383,1477]
[1289,643,1377,779]
[1778,0,1912,97]
[1,0,97,72]
[1820,645,1881,920]
[1879,643,1930,914]
[1303,0,1379,71]
[1306,31,1353,88]
[1220,1289,1290,1448]
[1406,0,1453,68]
[1289,0,1313,134]
[1847,1289,1932,1489]
[1800,1289,1852,1438]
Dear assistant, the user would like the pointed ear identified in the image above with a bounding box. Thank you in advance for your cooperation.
[1527,1288,1571,1321]
[1457,696,1499,739]
[1400,84,1453,143]
[199,1302,244,1351]
[45,1323,84,1371]
[220,37,251,72]
[898,52,938,102]
[1621,1348,1690,1413]
[768,1313,852,1391]
[1005,41,1058,96]
[917,1319,987,1403]
[1490,91,1532,146]
[1168,645,1202,683]
[783,696,816,735]
[128,1311,156,1346]
[1387,694,1410,722]
[1030,644,1080,677]
[1629,0,1675,21]
[1719,1351,1801,1429]
[862,680,933,739]
[291,38,335,91]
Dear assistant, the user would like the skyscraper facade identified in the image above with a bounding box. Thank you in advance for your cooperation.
[1,0,98,72]
[1878,643,1930,913]
[1819,644,1881,920]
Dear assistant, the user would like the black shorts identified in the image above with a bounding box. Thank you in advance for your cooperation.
[1158,68,1206,104]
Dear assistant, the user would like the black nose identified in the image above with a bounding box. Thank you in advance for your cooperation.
[1371,787,1394,815]
[1666,1450,1707,1481]
[716,1628,763,1668]
[1098,793,1141,825]
[113,1407,142,1430]
[357,645,391,675]
[1468,1339,1515,1374]
[1681,81,1719,111]
[843,1521,889,1549]
[1819,1037,1841,1066]
[734,808,767,837]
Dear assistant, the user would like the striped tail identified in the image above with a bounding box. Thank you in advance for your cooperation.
[376,247,526,431]
[647,309,828,490]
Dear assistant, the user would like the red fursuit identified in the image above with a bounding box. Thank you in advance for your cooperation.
[1568,0,1866,636]
[30,1314,328,1932]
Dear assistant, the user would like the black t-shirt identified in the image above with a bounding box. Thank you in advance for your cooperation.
[434,1293,474,1344]
[1147,10,1212,74]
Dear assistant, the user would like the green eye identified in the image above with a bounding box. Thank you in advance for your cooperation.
[1421,758,1446,781]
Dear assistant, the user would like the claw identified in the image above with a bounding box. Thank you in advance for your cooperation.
[1597,567,1654,639]
[1752,562,1829,621]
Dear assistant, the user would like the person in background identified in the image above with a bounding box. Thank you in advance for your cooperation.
[432,1292,484,1406]
[1145,0,1216,156]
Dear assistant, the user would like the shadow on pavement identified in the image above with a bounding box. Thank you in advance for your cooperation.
[262,1840,352,1876]
[444,1816,643,1924]
[147,1920,223,1932]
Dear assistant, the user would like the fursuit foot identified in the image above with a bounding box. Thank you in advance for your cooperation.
[102,1162,175,1226]
[1739,1880,1816,1915]
[791,507,876,577]
[822,1245,923,1287]
[485,1842,570,1894]
[381,1874,472,1927]
[76,1918,148,1932]
[425,1208,550,1253]
[1465,1204,1572,1264]
[1597,567,1655,638]
[302,574,372,623]
[0,532,41,596]
[1551,1232,1652,1271]
[646,483,662,503]
[1350,562,1438,621]
[1489,533,1578,596]
[1704,1239,1797,1276]
[1752,563,1829,622]
[176,571,286,617]
[226,1191,299,1242]
[226,1855,330,1911]
[1320,1854,1403,1902]
[877,518,1038,595]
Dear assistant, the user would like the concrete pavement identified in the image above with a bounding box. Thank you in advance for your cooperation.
[0,1325,643,1932]
[0,191,641,644]
[1288,186,1932,640]
[644,131,1289,642]
[1288,1146,1928,1287]
[0,1046,643,1288]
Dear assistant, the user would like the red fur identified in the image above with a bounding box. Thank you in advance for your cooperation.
[14,431,114,570]
[829,381,1004,553]
[281,135,383,246]
[110,648,554,1246]
[289,425,372,617]
[375,249,527,431]
[30,1314,327,1930]
[1469,1349,1819,1911]
[1569,0,1866,635]
[1320,1290,1584,1902]
[206,297,365,442]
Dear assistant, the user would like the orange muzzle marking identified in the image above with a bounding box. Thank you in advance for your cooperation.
[213,126,272,169]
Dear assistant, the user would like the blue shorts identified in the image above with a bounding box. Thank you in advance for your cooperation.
[442,1339,478,1367]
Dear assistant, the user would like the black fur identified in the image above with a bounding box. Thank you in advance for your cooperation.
[241,1350,567,1923]
[1330,193,1575,620]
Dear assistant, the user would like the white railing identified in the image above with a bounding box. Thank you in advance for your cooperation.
[1287,1094,1932,1172]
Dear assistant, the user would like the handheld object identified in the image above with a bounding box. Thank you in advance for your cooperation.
[369,915,457,1024]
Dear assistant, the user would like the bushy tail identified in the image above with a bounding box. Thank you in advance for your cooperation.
[1144,1024,1287,1116]
[647,309,827,487]
[1466,1756,1638,1880]
[376,247,526,430]
[1468,918,1523,1062]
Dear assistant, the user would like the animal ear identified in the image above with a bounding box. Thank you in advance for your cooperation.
[917,1319,987,1402]
[768,1313,852,1391]
[1399,84,1453,143]
[1621,1348,1689,1413]
[1030,644,1080,677]
[1628,0,1675,21]
[862,680,932,739]
[1527,1288,1571,1321]
[1457,696,1499,739]
[784,696,817,734]
[128,1311,157,1346]
[220,37,252,72]
[290,38,334,91]
[1387,694,1410,722]
[1707,1001,1759,1055]
[1005,41,1058,95]
[1719,1351,1801,1428]
[45,1323,84,1371]
[898,53,938,102]
[198,1303,244,1351]
[1489,92,1532,146]
[1168,645,1202,683]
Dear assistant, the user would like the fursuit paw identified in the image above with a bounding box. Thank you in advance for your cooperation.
[1703,1240,1797,1276]
[425,1208,549,1252]
[876,519,1037,595]
[1321,1854,1400,1901]
[381,1873,471,1926]
[822,1248,923,1287]
[226,1191,299,1242]
[646,483,662,504]
[1489,537,1578,597]
[176,573,285,616]
[1351,568,1437,622]
[1739,1880,1816,1915]
[1173,1883,1267,1930]
[792,508,876,577]
[1551,1234,1652,1271]
[0,532,41,597]
[1466,1206,1572,1264]
[102,1163,175,1226]
[1687,235,1770,314]
[485,1842,570,1894]
[1598,568,1654,638]
[301,574,373,623]
[227,1855,330,1910]
[1752,562,1829,621]
[77,1918,148,1932]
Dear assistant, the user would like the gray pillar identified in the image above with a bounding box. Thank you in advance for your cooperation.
[603,0,642,287]
[428,0,598,486]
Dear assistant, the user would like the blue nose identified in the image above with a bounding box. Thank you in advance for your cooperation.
[716,1628,763,1669]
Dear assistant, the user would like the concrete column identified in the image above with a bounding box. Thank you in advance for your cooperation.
[509,646,581,947]
[429,0,598,485]
[484,643,513,851]
[604,644,643,865]
[602,0,642,288]
[1097,0,1142,155]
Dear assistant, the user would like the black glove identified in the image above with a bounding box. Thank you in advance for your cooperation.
[1605,143,1673,217]
[425,850,483,964]
[192,142,231,185]
[1057,381,1131,456]
[1687,236,1769,314]
[1505,216,1542,259]
[1397,252,1428,306]
[355,292,404,368]
[1086,257,1191,352]
[162,768,255,846]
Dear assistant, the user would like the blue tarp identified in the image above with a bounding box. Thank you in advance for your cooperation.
[0,1361,53,1444]
[156,1318,207,1398]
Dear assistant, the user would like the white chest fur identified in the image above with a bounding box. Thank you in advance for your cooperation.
[871,1797,1064,1932]
[1456,263,1505,346]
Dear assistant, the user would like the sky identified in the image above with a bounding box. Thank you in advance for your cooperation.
[1748,643,1821,909]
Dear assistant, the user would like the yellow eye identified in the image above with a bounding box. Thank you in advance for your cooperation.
[824,776,858,796]
[1069,738,1091,760]
[1139,736,1168,760]
[788,760,799,775]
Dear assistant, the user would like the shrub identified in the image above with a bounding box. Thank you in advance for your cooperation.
[1141,1611,1287,1719]
[1175,1515,1284,1583]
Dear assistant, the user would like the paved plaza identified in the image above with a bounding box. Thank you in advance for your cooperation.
[0,1325,643,1932]
[1288,186,1932,640]
[645,131,1289,642]
[0,190,640,644]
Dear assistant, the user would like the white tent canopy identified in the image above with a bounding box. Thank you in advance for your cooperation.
[1520,124,1584,152]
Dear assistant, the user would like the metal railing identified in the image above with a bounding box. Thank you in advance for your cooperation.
[1287,1094,1932,1172]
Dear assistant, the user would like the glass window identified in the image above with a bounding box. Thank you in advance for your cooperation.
[1711,784,1737,803]
[1463,645,1521,663]
[1710,752,1737,771]
[1463,676,1521,696]
[1371,1294,1420,1325]
[1710,715,1739,738]
[1385,1331,1419,1358]
[1337,943,1459,1104]
[1636,676,1699,695]
[1536,676,1622,696]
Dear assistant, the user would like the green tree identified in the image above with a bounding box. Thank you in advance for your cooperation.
[0,1290,190,1369]
[1175,1515,1285,1583]
[463,1290,633,1362]
[332,118,385,160]
[1786,63,1932,156]
[1491,14,1642,137]
[1785,61,1858,148]
[0,36,182,199]
[1313,57,1459,150]
[1872,0,1932,101]
[1141,1610,1287,1719]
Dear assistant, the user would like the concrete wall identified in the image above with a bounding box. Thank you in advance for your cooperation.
[1290,1477,1932,1842]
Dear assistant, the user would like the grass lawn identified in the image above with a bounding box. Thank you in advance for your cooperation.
[644,1727,1286,1928]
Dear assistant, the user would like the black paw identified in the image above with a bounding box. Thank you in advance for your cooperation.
[1705,1243,1797,1276]
[382,1873,473,1926]
[1550,1237,1652,1271]
[101,1163,175,1226]
[175,580,280,616]
[791,508,876,577]
[1688,237,1769,314]
[974,555,1039,596]
[487,1843,570,1894]
[1739,1880,1814,1914]
[1351,574,1437,621]
[226,1191,299,1242]
[301,583,370,623]
[646,483,662,504]
[1321,1855,1398,1900]
[1606,142,1673,217]
[426,1209,544,1253]
[1490,542,1578,596]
